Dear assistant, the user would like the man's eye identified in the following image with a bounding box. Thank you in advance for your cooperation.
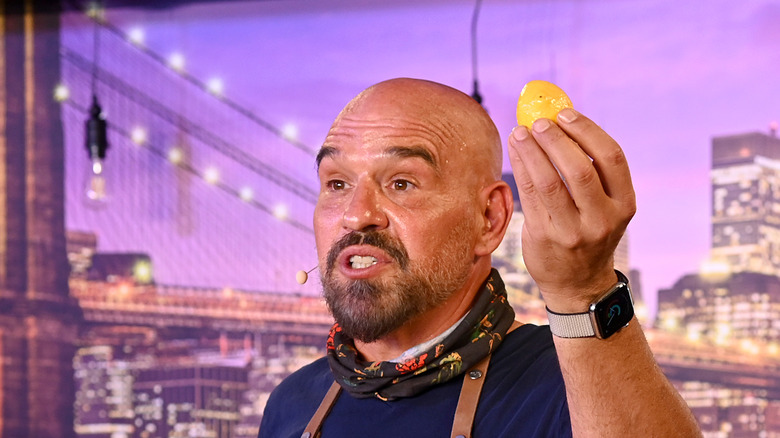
[392,180,413,191]
[327,180,347,191]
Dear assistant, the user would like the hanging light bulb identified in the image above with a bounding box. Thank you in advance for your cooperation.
[85,95,109,203]
[85,3,109,205]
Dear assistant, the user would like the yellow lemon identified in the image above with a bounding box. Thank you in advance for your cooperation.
[516,80,573,128]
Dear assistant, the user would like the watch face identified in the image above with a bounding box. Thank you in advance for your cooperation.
[592,284,634,338]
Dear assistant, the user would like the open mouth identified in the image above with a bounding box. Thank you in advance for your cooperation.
[326,231,409,277]
[350,255,378,269]
[331,245,393,279]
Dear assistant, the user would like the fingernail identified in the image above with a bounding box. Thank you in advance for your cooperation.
[558,108,579,124]
[512,126,529,141]
[532,118,553,133]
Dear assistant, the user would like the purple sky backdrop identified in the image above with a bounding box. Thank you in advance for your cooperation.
[63,0,780,316]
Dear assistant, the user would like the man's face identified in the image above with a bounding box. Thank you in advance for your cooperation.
[313,91,481,343]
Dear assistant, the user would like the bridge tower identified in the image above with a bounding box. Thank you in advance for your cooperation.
[0,1,82,437]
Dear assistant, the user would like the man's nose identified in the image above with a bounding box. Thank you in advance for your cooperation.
[341,182,388,231]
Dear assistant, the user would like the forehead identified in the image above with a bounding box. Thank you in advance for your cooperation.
[318,117,452,167]
[316,95,464,172]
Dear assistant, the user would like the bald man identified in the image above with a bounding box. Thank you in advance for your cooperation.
[259,78,701,438]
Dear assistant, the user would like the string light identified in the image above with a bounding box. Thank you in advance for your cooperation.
[54,84,70,102]
[76,4,318,164]
[167,147,184,164]
[204,167,219,184]
[77,108,314,234]
[168,52,185,72]
[131,127,147,145]
[272,203,290,221]
[128,27,145,46]
[281,123,298,141]
[239,187,253,202]
[71,8,317,233]
[207,78,224,96]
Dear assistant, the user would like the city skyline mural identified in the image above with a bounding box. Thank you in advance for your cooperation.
[61,0,780,312]
[1,0,780,437]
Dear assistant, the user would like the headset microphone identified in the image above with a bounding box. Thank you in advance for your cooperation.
[296,267,318,285]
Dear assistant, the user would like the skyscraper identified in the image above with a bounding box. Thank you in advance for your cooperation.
[710,130,780,275]
[654,127,780,436]
[658,129,780,339]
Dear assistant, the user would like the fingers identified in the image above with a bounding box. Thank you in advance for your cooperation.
[527,117,608,215]
[556,109,635,208]
[508,124,578,234]
[508,109,636,223]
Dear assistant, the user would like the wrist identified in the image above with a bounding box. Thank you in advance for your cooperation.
[540,271,619,314]
[545,270,634,340]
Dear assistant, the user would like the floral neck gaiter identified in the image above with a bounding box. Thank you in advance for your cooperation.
[326,268,516,401]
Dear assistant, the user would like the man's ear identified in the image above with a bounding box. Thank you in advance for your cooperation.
[474,181,514,257]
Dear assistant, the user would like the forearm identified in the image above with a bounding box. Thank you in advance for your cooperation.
[553,318,701,438]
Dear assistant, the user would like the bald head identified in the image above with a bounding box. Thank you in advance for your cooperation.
[313,78,515,345]
[323,78,503,184]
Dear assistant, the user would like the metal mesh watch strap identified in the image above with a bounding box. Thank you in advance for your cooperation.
[546,308,595,338]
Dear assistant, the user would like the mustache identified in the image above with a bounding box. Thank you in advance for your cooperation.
[325,230,409,275]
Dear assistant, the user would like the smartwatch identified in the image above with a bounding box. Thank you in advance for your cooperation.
[546,270,634,339]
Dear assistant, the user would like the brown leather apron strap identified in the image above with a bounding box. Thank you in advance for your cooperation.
[301,380,342,438]
[304,320,523,438]
[450,351,492,438]
[450,320,523,438]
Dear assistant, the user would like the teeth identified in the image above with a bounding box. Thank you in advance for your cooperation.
[349,255,378,269]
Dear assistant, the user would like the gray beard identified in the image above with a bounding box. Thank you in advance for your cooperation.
[320,236,472,343]
[322,272,451,343]
[320,226,474,343]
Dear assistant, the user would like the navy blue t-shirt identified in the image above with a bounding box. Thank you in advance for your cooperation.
[259,323,571,438]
